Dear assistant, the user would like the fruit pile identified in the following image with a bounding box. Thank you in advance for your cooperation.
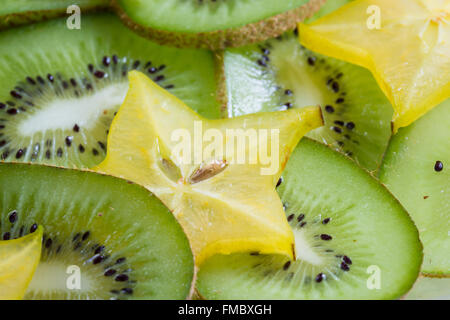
[0,0,448,300]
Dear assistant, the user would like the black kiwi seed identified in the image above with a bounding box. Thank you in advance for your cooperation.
[343,256,352,265]
[287,214,294,222]
[307,56,316,66]
[121,288,133,295]
[133,60,141,69]
[92,148,99,156]
[434,161,443,172]
[57,148,63,157]
[336,98,345,104]
[94,70,106,79]
[283,261,291,271]
[115,274,129,282]
[79,144,85,153]
[315,273,325,283]
[30,223,38,233]
[8,210,17,223]
[116,257,126,264]
[45,150,51,159]
[257,59,267,67]
[47,74,54,82]
[276,177,283,187]
[3,232,11,240]
[346,122,355,130]
[340,262,350,271]
[7,108,18,115]
[103,56,111,67]
[297,214,305,222]
[325,105,334,113]
[95,245,105,254]
[65,136,73,147]
[73,232,81,242]
[284,89,293,96]
[10,90,22,99]
[82,231,90,241]
[93,255,105,264]
[299,221,307,228]
[26,77,36,85]
[104,269,117,277]
[332,126,342,134]
[320,234,332,241]
[73,124,80,132]
[331,81,340,93]
[322,218,331,224]
[16,149,24,159]
[334,120,344,126]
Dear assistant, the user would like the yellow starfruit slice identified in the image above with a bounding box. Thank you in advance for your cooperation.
[299,0,450,132]
[94,71,323,265]
[0,226,43,300]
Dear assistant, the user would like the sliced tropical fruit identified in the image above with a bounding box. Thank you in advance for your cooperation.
[94,71,324,265]
[0,226,43,300]
[0,163,194,300]
[197,138,422,300]
[405,277,450,300]
[299,0,450,132]
[0,0,109,30]
[222,31,392,173]
[380,99,449,277]
[112,0,325,49]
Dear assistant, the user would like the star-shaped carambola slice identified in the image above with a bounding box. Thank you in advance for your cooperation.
[0,226,43,300]
[94,71,323,265]
[299,0,450,132]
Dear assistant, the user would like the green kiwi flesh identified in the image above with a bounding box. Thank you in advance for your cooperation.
[305,0,352,23]
[0,0,109,30]
[0,13,220,169]
[197,138,422,300]
[113,0,325,49]
[380,100,450,277]
[222,32,393,172]
[0,162,194,299]
[404,278,450,300]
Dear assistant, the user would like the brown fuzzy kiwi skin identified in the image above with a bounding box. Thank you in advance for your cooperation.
[213,51,229,118]
[0,4,109,30]
[111,0,326,50]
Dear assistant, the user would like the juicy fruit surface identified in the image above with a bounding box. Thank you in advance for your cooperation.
[0,13,219,168]
[117,0,311,33]
[197,138,422,299]
[224,32,392,172]
[405,278,450,300]
[0,226,43,300]
[299,0,450,131]
[380,99,449,276]
[0,0,108,15]
[95,71,323,265]
[0,163,194,299]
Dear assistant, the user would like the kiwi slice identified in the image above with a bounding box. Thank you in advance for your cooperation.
[380,100,449,277]
[0,13,220,168]
[0,0,109,30]
[112,0,325,49]
[222,32,393,172]
[197,138,422,299]
[0,162,194,299]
